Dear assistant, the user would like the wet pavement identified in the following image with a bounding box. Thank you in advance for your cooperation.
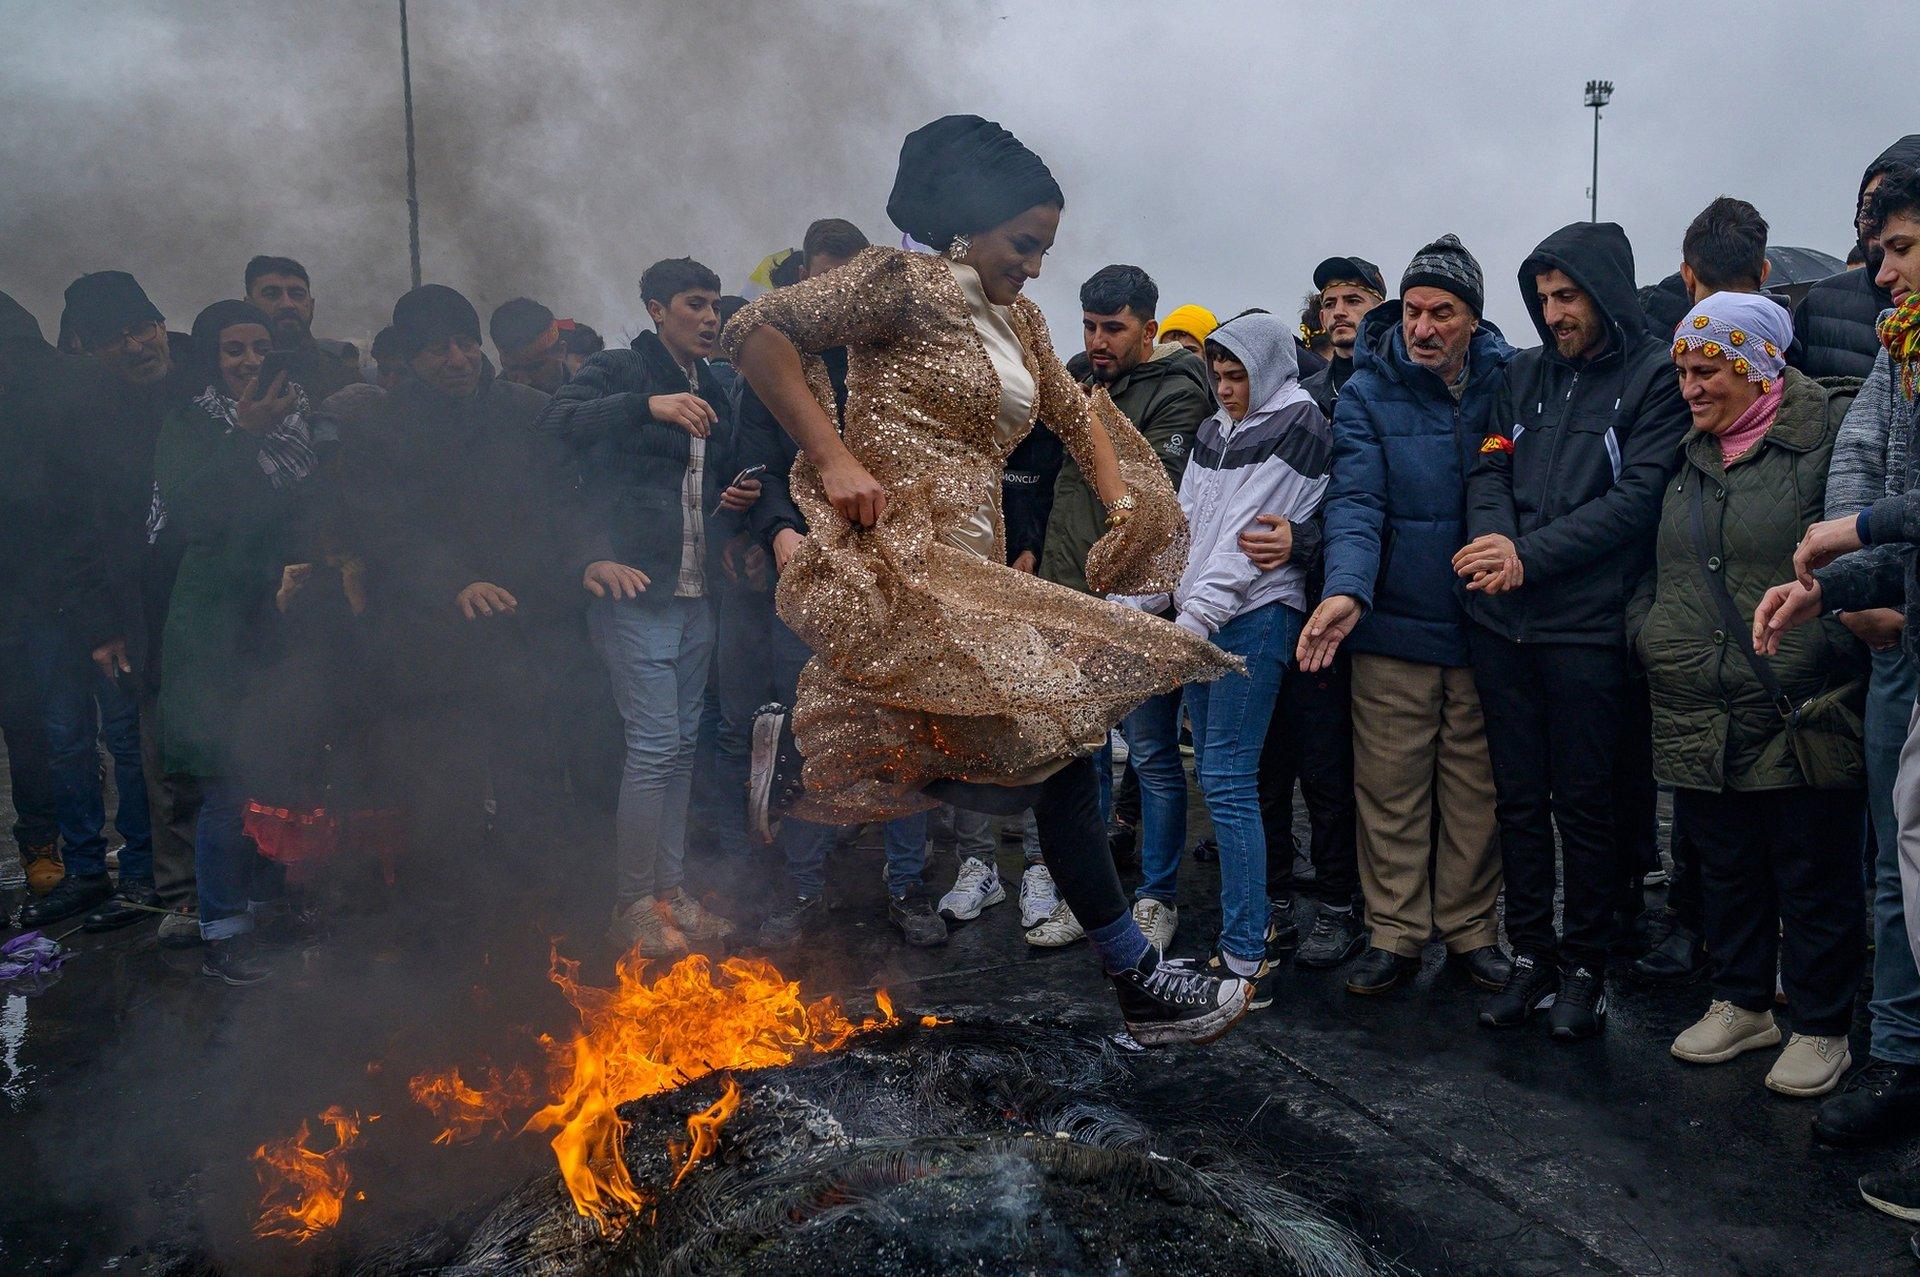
[0,753,1913,1275]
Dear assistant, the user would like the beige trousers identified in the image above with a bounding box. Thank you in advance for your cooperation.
[1349,652,1502,957]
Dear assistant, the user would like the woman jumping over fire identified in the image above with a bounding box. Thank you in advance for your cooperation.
[725,115,1247,1046]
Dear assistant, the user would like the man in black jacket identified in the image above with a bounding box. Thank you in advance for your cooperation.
[1795,135,1920,379]
[244,255,358,401]
[1300,256,1386,418]
[538,259,757,956]
[1454,221,1690,1041]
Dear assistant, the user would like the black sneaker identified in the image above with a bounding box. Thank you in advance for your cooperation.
[1111,948,1250,1046]
[1814,1058,1920,1148]
[758,895,823,948]
[1631,910,1707,985]
[1265,897,1299,952]
[1168,951,1275,1011]
[1479,952,1560,1028]
[1861,1167,1920,1222]
[1548,966,1607,1040]
[748,703,803,845]
[887,887,948,948]
[18,873,113,928]
[1296,906,1366,970]
[1345,947,1418,996]
[82,883,161,933]
[201,935,274,986]
[1455,945,1512,992]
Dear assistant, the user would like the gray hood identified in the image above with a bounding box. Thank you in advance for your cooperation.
[1207,311,1300,414]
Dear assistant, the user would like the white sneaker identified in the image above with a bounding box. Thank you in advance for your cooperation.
[1018,864,1059,929]
[1026,899,1085,947]
[1131,897,1177,952]
[1670,999,1781,1064]
[1766,1033,1851,1097]
[937,857,1005,922]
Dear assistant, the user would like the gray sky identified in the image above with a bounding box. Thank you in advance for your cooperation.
[0,1,1892,353]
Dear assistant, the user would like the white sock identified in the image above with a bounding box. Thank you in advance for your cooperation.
[1224,952,1262,978]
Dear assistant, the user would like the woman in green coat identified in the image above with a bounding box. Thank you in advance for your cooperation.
[1627,290,1865,1099]
[155,299,314,985]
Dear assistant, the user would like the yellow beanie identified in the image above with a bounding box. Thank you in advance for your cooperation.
[1159,303,1218,342]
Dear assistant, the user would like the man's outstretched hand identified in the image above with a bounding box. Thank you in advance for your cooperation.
[1296,594,1361,672]
[1753,579,1823,656]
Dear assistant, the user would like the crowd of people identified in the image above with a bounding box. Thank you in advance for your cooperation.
[7,115,1920,1228]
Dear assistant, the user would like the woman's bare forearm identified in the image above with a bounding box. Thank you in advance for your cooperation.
[1084,410,1125,507]
[738,327,855,470]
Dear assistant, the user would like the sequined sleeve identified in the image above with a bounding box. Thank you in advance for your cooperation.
[1018,300,1190,595]
[720,246,918,362]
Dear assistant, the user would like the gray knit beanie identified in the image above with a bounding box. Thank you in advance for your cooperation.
[1400,234,1484,317]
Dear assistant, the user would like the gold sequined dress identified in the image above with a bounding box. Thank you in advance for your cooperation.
[721,246,1237,823]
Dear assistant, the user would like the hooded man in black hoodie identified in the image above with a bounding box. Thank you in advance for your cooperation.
[1455,221,1690,1041]
[1795,135,1920,378]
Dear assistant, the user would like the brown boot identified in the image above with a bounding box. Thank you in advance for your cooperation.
[22,840,63,896]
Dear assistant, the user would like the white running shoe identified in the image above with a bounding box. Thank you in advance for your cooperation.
[1131,897,1177,953]
[937,857,1006,922]
[1025,899,1086,947]
[1018,864,1059,929]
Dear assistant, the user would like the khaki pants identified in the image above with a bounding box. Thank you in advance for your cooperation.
[1350,652,1501,957]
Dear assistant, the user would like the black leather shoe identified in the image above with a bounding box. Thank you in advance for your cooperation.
[1345,946,1418,996]
[1266,896,1299,951]
[1631,913,1707,985]
[1456,945,1512,992]
[1814,1058,1920,1148]
[18,873,113,928]
[82,884,162,932]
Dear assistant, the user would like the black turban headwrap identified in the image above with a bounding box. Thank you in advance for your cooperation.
[392,283,481,358]
[887,114,1065,251]
[187,299,274,394]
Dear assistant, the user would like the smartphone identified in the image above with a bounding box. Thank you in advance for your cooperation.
[251,350,300,393]
[710,464,768,515]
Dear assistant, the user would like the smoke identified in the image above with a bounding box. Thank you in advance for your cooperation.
[0,0,954,346]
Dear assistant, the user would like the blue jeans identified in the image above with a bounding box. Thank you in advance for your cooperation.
[1868,646,1920,1063]
[26,614,151,882]
[768,613,839,898]
[882,804,995,895]
[195,780,279,940]
[590,595,715,905]
[1128,689,1189,906]
[1183,603,1302,964]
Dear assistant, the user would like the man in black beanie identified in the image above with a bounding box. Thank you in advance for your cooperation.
[344,283,640,898]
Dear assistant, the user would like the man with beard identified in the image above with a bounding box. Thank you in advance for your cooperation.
[1300,235,1515,997]
[1795,136,1920,379]
[244,255,357,400]
[1301,257,1386,417]
[1453,222,1689,1039]
[489,297,572,394]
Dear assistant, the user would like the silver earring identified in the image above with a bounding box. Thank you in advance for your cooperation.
[946,236,971,261]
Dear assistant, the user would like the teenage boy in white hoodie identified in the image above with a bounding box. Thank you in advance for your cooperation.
[1120,311,1333,1007]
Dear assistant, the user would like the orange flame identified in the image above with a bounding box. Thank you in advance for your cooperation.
[408,1064,536,1146]
[524,950,901,1231]
[251,1107,365,1243]
[668,1078,743,1188]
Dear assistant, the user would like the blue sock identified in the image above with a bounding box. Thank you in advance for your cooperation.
[1085,911,1150,975]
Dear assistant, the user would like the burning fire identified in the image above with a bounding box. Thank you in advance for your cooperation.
[669,1078,743,1188]
[408,1064,536,1146]
[252,1107,370,1243]
[524,950,899,1231]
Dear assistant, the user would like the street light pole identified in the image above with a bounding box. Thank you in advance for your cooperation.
[1584,79,1613,223]
[400,0,422,289]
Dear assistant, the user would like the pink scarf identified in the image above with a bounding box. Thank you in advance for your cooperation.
[1717,381,1784,464]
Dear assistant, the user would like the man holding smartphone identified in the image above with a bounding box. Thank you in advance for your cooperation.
[537,258,760,958]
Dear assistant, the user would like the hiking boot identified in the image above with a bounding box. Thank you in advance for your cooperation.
[938,857,1005,922]
[1018,864,1059,929]
[1479,952,1560,1028]
[888,886,948,947]
[157,908,203,949]
[1346,947,1418,996]
[1295,905,1366,970]
[1267,896,1299,951]
[18,873,112,928]
[21,840,63,895]
[1548,967,1608,1041]
[608,896,690,959]
[201,935,273,986]
[758,895,822,949]
[1026,899,1085,948]
[748,703,802,845]
[1766,1033,1851,1098]
[1631,911,1707,985]
[1167,951,1276,1011]
[1111,948,1251,1046]
[82,884,162,933]
[1861,1167,1920,1223]
[1455,945,1512,991]
[1130,897,1177,952]
[1814,1059,1920,1147]
[1670,1000,1780,1064]
[662,888,737,942]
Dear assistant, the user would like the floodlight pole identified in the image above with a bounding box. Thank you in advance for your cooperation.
[1585,79,1613,223]
[400,0,422,288]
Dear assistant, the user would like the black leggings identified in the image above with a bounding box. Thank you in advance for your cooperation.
[933,757,1130,933]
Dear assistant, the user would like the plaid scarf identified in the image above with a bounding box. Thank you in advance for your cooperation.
[1880,292,1920,400]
